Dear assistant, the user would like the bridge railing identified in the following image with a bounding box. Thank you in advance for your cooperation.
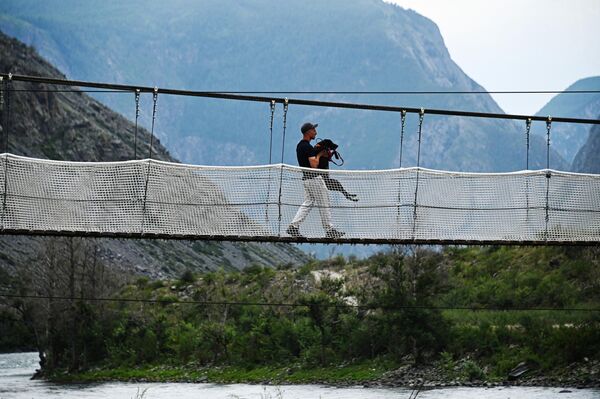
[1,153,599,244]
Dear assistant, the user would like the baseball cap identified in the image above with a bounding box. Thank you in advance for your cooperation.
[301,122,318,134]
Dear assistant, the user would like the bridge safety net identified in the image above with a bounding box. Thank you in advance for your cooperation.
[1,153,598,244]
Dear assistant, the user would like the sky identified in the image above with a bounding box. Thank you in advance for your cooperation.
[386,0,600,116]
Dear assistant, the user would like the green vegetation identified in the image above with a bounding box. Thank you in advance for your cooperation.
[2,245,599,385]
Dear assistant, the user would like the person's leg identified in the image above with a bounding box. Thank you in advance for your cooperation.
[313,177,344,238]
[312,177,333,230]
[289,180,315,229]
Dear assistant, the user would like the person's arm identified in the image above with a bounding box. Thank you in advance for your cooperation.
[309,149,327,168]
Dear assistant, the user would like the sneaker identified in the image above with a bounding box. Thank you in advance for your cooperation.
[286,225,304,238]
[325,228,345,239]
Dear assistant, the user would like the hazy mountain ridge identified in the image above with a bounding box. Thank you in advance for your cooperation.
[0,0,567,172]
[0,32,308,277]
[572,114,600,174]
[533,76,600,166]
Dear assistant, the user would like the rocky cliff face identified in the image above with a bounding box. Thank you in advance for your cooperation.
[0,33,308,278]
[0,0,566,172]
[572,117,600,174]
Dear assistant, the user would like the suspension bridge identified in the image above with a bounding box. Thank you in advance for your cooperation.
[1,73,599,245]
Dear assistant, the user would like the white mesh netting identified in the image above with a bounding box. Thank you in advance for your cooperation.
[1,153,598,243]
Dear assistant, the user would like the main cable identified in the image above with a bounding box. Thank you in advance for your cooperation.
[6,88,600,95]
[2,73,599,125]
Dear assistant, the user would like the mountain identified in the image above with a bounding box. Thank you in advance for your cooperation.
[572,116,600,173]
[0,32,308,278]
[533,76,600,166]
[0,0,567,172]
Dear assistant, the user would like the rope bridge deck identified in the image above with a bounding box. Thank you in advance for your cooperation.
[1,153,598,245]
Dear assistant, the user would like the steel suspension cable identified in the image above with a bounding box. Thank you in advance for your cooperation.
[1,75,12,231]
[141,88,159,234]
[411,109,425,240]
[6,89,130,93]
[280,98,288,164]
[265,100,277,226]
[6,87,600,95]
[545,117,552,241]
[133,89,140,160]
[546,117,552,171]
[216,89,600,95]
[525,118,531,170]
[268,100,275,164]
[148,87,158,160]
[0,76,4,152]
[399,109,407,168]
[3,74,11,154]
[0,76,6,230]
[525,118,532,223]
[277,99,289,236]
[2,73,599,125]
[0,77,3,149]
[396,110,407,224]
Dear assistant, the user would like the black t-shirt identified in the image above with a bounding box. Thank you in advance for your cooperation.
[296,140,316,168]
[296,140,323,179]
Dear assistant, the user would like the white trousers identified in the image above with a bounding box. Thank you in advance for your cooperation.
[290,176,333,230]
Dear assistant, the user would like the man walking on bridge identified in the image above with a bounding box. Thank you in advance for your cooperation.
[286,122,345,240]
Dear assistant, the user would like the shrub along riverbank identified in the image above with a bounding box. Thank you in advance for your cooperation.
[3,246,600,387]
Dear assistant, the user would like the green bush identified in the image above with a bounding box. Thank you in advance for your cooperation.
[461,359,485,381]
[167,322,200,362]
[179,269,196,284]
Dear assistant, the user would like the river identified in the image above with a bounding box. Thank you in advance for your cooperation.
[1,352,598,398]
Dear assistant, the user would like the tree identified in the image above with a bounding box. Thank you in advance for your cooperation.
[368,247,450,363]
[1,237,123,374]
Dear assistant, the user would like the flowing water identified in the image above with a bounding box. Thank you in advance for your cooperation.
[1,352,598,399]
